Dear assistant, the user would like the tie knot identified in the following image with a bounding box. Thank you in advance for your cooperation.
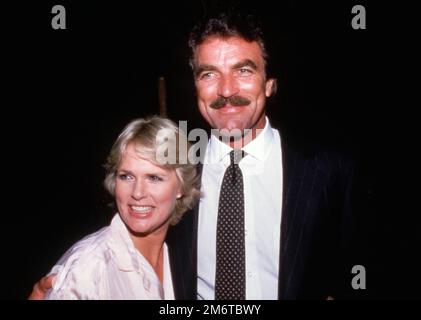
[230,149,245,165]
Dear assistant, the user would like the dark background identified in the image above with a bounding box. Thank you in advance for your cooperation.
[2,0,419,299]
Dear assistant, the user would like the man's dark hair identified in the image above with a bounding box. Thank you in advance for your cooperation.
[188,13,268,73]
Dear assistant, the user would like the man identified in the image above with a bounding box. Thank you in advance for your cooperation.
[30,13,359,300]
[166,13,359,300]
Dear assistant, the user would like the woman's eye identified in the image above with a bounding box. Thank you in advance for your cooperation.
[118,174,132,181]
[148,175,163,182]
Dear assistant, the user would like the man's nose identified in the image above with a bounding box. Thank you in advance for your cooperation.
[217,74,239,98]
[131,180,146,200]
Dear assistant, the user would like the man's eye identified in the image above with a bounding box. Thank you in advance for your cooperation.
[199,72,215,80]
[238,68,253,76]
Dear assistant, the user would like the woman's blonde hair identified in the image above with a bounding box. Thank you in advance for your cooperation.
[104,116,200,225]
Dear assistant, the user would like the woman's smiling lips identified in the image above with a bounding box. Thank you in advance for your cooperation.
[129,205,154,216]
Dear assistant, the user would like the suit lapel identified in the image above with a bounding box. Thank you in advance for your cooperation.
[278,138,313,299]
[166,164,202,300]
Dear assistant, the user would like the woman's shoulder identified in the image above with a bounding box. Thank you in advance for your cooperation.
[46,226,114,299]
[56,226,113,265]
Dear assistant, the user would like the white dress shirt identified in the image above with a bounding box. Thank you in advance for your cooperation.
[197,117,283,300]
[45,214,174,300]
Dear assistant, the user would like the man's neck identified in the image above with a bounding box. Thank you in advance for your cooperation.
[228,116,267,148]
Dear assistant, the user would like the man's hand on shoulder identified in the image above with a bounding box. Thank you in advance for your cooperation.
[28,275,56,300]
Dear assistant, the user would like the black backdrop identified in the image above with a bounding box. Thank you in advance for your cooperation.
[2,0,419,299]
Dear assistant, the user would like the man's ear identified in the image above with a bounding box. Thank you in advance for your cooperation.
[265,78,277,97]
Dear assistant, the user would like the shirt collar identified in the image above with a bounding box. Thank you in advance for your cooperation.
[107,214,146,272]
[206,116,274,163]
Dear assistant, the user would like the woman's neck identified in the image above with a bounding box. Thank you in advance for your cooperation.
[130,232,166,283]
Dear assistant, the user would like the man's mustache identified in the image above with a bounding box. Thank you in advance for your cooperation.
[209,95,251,109]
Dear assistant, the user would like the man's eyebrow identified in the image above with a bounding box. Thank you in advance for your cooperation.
[194,64,218,77]
[232,59,258,70]
[194,59,258,77]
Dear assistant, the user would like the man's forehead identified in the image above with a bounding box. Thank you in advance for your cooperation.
[195,36,264,64]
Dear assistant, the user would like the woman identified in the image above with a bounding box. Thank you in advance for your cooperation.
[45,116,200,299]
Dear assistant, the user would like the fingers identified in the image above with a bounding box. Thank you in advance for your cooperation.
[28,275,56,300]
[41,275,56,290]
[28,282,44,300]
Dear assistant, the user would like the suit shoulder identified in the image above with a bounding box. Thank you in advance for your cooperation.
[282,135,356,178]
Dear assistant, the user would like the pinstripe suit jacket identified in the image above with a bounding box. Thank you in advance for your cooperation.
[166,133,357,300]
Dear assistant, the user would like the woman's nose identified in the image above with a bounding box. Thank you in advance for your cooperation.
[131,181,146,200]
